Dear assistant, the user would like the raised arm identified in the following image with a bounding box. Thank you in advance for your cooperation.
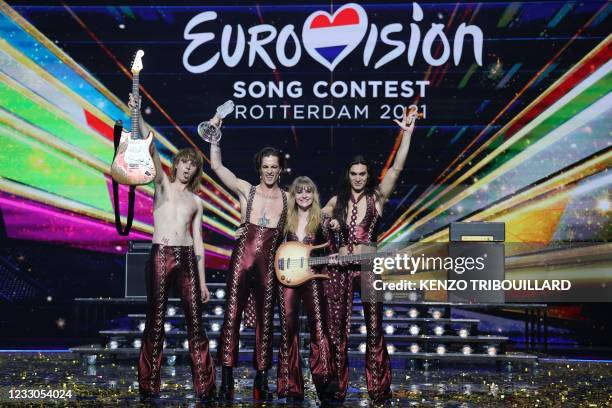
[192,198,210,302]
[210,140,250,197]
[379,106,417,200]
[128,93,167,186]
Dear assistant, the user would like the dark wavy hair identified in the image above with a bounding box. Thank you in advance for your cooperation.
[253,147,285,175]
[332,155,378,226]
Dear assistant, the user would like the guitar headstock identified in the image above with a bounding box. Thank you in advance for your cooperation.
[131,50,145,74]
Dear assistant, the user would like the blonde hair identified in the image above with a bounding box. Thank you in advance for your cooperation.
[169,148,203,192]
[285,176,321,236]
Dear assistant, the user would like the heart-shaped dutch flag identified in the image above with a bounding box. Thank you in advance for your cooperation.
[302,3,368,71]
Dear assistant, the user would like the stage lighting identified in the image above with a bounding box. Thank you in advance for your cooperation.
[430,308,442,319]
[408,307,419,318]
[387,344,396,354]
[433,325,444,336]
[384,324,395,335]
[138,321,146,332]
[384,307,395,318]
[436,345,446,355]
[458,328,469,338]
[164,322,172,333]
[384,291,393,302]
[166,355,176,366]
[408,292,418,302]
[239,323,244,332]
[183,339,189,349]
[214,306,224,316]
[211,322,221,332]
[209,339,218,350]
[461,345,472,355]
[109,340,118,349]
[360,309,365,317]
[409,343,420,353]
[409,325,420,336]
[359,342,367,353]
[167,306,177,317]
[132,339,141,349]
[215,289,226,299]
[86,355,97,365]
[359,324,367,335]
[486,345,498,356]
[163,340,167,349]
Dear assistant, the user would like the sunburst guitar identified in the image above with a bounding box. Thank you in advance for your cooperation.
[110,50,156,185]
[275,241,331,287]
[275,241,391,287]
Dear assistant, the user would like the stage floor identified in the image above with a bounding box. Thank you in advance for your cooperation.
[0,353,610,406]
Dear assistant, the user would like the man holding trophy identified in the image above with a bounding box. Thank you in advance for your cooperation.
[199,102,288,401]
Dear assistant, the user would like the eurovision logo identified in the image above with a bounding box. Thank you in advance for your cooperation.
[183,2,484,73]
[302,3,368,71]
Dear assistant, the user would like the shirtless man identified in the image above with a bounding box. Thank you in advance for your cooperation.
[210,140,287,400]
[322,106,418,403]
[129,94,216,402]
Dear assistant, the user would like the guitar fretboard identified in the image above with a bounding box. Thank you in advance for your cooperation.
[130,73,140,139]
[306,251,392,266]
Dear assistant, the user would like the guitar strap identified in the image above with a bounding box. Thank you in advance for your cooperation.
[111,120,136,236]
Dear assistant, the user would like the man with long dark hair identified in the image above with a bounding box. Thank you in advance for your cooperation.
[211,142,288,401]
[322,106,419,402]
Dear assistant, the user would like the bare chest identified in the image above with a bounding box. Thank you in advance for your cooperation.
[247,194,284,228]
[345,198,368,225]
[154,188,197,224]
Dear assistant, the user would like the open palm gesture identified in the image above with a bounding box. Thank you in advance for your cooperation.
[393,105,419,131]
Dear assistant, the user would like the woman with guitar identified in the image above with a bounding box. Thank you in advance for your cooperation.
[276,176,338,404]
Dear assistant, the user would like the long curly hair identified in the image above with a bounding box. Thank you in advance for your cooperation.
[285,176,321,236]
[332,155,378,226]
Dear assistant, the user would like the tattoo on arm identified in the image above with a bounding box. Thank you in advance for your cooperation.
[161,237,170,245]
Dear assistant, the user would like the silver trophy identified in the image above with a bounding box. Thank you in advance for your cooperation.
[197,100,235,143]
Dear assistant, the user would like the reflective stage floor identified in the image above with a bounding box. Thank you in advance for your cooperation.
[0,352,610,406]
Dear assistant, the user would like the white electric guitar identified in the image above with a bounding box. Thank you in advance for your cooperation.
[110,50,156,185]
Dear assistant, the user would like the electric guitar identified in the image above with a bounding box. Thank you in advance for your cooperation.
[274,241,392,287]
[110,50,156,185]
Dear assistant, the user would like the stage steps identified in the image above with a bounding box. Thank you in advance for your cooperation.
[71,283,545,366]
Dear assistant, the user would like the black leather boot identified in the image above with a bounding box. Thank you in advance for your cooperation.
[253,370,273,401]
[219,366,234,400]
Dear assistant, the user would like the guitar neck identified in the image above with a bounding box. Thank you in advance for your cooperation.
[131,73,140,139]
[309,251,389,266]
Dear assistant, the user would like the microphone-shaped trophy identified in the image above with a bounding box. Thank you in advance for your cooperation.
[197,100,235,143]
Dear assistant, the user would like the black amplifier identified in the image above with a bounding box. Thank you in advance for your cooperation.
[448,222,505,303]
[125,241,178,298]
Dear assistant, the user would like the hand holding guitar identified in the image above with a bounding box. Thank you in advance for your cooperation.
[110,49,156,186]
